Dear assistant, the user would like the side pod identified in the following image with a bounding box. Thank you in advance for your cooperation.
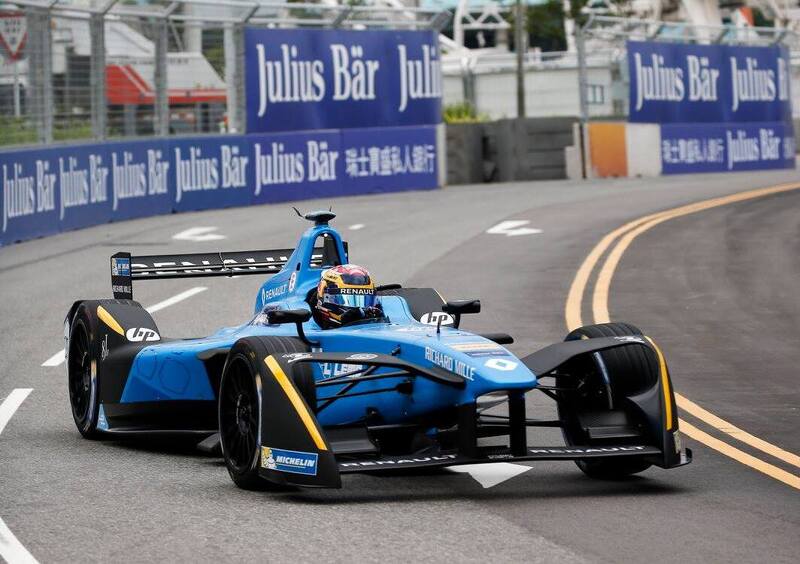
[257,355,341,488]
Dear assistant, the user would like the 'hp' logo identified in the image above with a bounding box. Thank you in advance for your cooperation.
[125,327,161,342]
[420,312,454,326]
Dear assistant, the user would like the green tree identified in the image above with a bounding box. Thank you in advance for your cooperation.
[510,0,629,53]
[526,0,568,52]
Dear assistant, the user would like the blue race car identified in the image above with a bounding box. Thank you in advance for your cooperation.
[65,210,690,490]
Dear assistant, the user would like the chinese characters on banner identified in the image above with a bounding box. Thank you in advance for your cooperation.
[344,144,436,178]
[626,40,794,174]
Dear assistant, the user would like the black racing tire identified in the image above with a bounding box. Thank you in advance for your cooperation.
[218,336,313,491]
[67,307,102,439]
[560,322,655,479]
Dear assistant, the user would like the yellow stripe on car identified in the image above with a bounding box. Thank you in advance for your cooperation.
[645,336,673,431]
[96,305,124,336]
[265,355,327,451]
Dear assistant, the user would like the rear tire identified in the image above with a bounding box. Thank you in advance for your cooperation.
[218,336,313,490]
[67,307,102,439]
[560,322,655,479]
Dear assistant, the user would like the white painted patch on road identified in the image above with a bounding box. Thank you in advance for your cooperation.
[0,517,38,564]
[486,220,542,237]
[41,351,65,367]
[0,388,39,564]
[447,462,532,488]
[42,287,207,367]
[348,224,365,231]
[172,227,225,242]
[0,389,32,436]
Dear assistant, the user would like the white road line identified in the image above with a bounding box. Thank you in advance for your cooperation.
[41,286,207,367]
[144,286,207,314]
[348,224,365,230]
[0,389,39,564]
[41,351,65,368]
[0,389,32,436]
[0,517,38,564]
[447,462,532,488]
[172,226,225,241]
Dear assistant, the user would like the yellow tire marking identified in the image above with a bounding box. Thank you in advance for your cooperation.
[680,420,800,490]
[96,305,124,336]
[265,355,327,451]
[566,182,800,488]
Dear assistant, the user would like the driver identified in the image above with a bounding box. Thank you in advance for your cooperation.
[313,264,383,329]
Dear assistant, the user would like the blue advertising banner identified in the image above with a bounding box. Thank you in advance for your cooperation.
[0,126,438,246]
[54,144,113,232]
[340,126,437,193]
[244,28,442,133]
[1,147,60,242]
[171,136,252,212]
[660,121,796,174]
[628,40,792,123]
[106,141,173,221]
[250,129,344,205]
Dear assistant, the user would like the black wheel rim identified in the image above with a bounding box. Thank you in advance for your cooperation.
[68,322,92,425]
[220,357,258,473]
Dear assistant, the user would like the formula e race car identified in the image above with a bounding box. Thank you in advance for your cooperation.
[64,210,690,490]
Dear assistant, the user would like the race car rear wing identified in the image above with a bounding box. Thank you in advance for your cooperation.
[110,238,346,300]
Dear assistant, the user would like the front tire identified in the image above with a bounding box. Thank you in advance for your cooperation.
[218,336,314,490]
[67,308,102,439]
[559,322,655,479]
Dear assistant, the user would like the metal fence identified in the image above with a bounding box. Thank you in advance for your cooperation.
[0,0,448,148]
[574,15,800,123]
[4,2,799,149]
[441,15,800,123]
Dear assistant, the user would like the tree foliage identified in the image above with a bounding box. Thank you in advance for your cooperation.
[511,0,628,52]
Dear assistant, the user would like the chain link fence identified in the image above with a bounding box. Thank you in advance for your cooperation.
[0,0,446,148]
[575,15,800,123]
[8,2,795,149]
[441,14,799,124]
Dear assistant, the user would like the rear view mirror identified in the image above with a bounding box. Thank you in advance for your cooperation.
[443,299,481,316]
[266,309,312,325]
[266,309,317,346]
[441,299,481,329]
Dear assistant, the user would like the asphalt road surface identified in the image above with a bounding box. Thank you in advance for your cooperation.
[1,168,799,563]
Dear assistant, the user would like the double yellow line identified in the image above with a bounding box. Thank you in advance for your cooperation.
[564,182,800,489]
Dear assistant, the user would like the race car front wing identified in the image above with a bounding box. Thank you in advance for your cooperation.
[254,347,691,489]
[338,444,692,473]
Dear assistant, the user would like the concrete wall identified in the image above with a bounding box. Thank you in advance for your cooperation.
[625,123,662,177]
[444,117,577,184]
[490,117,576,181]
[445,122,484,185]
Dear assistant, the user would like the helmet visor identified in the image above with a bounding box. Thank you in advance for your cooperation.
[323,292,377,309]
